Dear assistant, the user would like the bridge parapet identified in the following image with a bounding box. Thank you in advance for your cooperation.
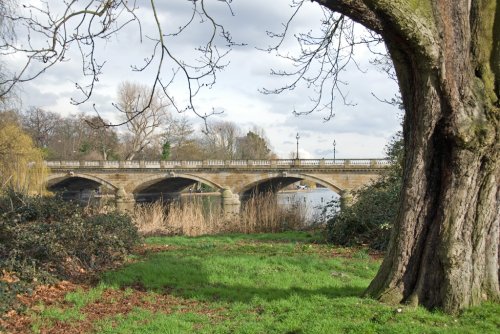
[45,159,391,169]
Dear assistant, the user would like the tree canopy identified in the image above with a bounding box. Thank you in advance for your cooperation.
[0,122,46,194]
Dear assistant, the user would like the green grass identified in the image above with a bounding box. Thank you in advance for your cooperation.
[30,232,500,333]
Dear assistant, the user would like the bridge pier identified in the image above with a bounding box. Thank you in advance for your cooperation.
[221,187,241,216]
[115,187,135,213]
[340,190,354,209]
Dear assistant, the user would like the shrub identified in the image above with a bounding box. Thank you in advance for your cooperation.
[0,192,140,315]
[325,179,399,250]
[324,133,403,250]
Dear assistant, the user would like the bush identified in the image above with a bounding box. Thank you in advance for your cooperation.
[0,192,140,315]
[324,133,403,250]
[325,177,399,250]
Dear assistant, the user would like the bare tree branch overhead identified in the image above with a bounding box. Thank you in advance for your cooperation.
[0,0,242,128]
[260,0,384,120]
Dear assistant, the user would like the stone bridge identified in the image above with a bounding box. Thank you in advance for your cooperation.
[45,159,390,213]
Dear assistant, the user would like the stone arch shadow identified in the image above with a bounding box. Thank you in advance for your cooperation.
[239,173,343,199]
[46,173,118,201]
[131,173,224,203]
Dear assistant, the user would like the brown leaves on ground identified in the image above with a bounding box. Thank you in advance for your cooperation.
[0,271,20,284]
[0,280,222,334]
[1,246,227,334]
[1,280,79,334]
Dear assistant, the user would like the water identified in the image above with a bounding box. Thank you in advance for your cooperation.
[277,188,340,222]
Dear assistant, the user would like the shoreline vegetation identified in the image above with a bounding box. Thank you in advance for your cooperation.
[133,192,309,237]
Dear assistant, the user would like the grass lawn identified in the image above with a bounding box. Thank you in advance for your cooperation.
[19,232,500,333]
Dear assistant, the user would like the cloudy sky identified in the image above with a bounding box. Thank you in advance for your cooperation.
[10,0,401,159]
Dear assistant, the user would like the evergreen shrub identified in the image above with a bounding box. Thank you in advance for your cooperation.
[0,192,139,314]
[324,133,403,250]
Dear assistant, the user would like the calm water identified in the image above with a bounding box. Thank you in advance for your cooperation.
[277,188,339,222]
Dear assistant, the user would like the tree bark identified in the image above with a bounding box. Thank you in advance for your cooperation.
[317,0,500,313]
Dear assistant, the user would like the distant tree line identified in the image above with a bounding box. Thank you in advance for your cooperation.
[0,81,275,161]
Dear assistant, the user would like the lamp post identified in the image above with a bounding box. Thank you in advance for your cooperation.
[333,140,336,163]
[296,133,300,160]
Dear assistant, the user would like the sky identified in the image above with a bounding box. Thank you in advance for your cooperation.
[9,0,401,159]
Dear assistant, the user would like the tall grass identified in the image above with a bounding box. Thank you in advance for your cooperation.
[240,192,307,233]
[132,193,307,237]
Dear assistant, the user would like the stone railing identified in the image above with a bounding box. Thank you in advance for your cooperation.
[45,159,391,169]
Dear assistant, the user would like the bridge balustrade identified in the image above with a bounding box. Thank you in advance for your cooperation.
[144,161,161,168]
[251,160,271,166]
[207,160,225,166]
[349,159,372,165]
[374,159,391,165]
[323,159,346,165]
[226,160,247,166]
[104,161,119,168]
[276,160,294,165]
[45,159,390,169]
[300,159,321,165]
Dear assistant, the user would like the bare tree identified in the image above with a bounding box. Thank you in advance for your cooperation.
[117,81,168,160]
[49,116,82,160]
[261,2,383,120]
[162,116,196,160]
[203,121,241,160]
[21,107,61,148]
[171,139,205,161]
[318,0,499,313]
[0,0,17,111]
[83,116,120,160]
[258,0,500,313]
[0,0,14,39]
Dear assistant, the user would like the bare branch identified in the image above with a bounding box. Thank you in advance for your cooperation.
[1,0,240,128]
[260,1,383,120]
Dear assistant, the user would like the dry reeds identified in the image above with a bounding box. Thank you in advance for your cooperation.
[240,192,307,233]
[132,192,308,237]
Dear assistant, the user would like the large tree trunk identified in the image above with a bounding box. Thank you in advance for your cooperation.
[362,1,500,313]
[316,0,500,313]
[365,51,499,313]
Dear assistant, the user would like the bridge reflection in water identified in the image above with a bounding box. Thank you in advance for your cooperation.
[45,159,389,214]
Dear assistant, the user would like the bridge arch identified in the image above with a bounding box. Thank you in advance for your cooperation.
[239,172,343,198]
[131,173,224,202]
[46,173,118,191]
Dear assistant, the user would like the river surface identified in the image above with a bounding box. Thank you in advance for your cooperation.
[277,188,339,222]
